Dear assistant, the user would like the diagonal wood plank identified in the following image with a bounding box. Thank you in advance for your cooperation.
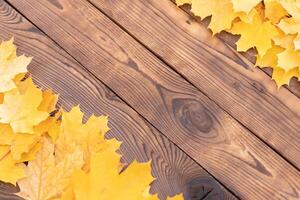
[0,1,237,199]
[7,0,300,199]
[88,0,300,169]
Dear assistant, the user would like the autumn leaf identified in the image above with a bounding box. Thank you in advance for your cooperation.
[67,138,157,200]
[0,38,31,93]
[271,67,299,87]
[55,106,109,171]
[0,153,25,185]
[264,0,288,24]
[0,78,49,133]
[277,46,300,72]
[278,17,300,35]
[229,9,279,56]
[256,45,284,69]
[17,137,84,200]
[190,0,240,34]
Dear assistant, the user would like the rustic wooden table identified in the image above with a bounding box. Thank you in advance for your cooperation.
[0,0,299,199]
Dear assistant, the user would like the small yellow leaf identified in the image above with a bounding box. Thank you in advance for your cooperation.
[272,66,299,87]
[265,0,288,24]
[56,107,110,171]
[277,46,300,71]
[230,9,279,56]
[16,142,42,163]
[10,133,40,160]
[0,78,49,133]
[38,89,58,113]
[0,38,31,93]
[278,17,300,35]
[17,138,84,200]
[272,31,296,49]
[69,139,156,200]
[191,0,240,34]
[256,45,284,68]
[279,1,300,22]
[0,153,25,185]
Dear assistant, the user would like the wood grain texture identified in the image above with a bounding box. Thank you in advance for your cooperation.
[89,0,300,168]
[0,1,237,200]
[7,0,300,199]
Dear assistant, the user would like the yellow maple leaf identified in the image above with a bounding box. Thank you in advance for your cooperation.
[272,66,299,87]
[230,0,261,13]
[55,106,109,171]
[0,78,49,133]
[17,137,84,200]
[38,89,58,113]
[0,153,25,185]
[16,142,42,163]
[229,8,279,56]
[191,0,240,34]
[279,1,300,22]
[277,46,300,71]
[256,44,300,87]
[264,0,288,24]
[10,133,41,160]
[0,124,40,161]
[67,138,157,200]
[0,38,31,93]
[278,17,300,34]
[256,45,284,68]
[272,31,296,48]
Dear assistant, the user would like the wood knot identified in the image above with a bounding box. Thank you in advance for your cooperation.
[173,98,213,134]
[184,179,224,200]
[49,0,63,9]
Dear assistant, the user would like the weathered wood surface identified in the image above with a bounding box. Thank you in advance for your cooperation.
[89,0,300,170]
[6,0,300,199]
[0,1,237,199]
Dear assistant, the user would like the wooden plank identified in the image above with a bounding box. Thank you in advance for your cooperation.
[7,0,300,199]
[0,1,236,200]
[88,0,300,168]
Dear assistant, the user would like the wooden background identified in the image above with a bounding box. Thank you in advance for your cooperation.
[0,0,299,199]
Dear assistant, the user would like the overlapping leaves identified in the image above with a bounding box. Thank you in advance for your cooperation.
[0,39,183,200]
[177,0,300,87]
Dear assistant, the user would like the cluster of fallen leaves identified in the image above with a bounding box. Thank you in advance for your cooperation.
[177,0,300,87]
[0,38,183,200]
